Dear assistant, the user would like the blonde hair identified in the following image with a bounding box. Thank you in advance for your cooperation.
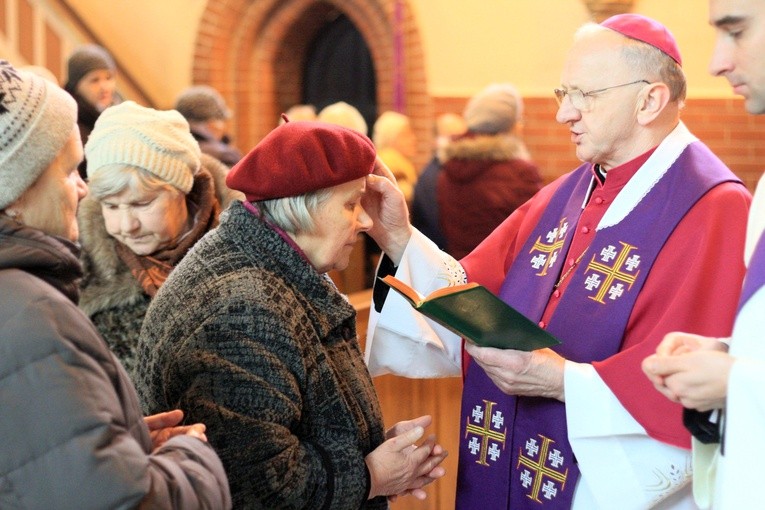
[372,111,411,150]
[317,101,368,134]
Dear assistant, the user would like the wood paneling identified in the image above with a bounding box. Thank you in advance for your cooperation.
[17,0,33,63]
[351,289,461,510]
[45,21,61,81]
[0,0,7,36]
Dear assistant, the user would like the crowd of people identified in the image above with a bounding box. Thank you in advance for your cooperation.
[1,1,763,508]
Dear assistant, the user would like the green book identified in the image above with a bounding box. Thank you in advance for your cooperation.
[380,274,561,351]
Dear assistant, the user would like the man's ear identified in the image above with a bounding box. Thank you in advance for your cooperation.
[636,82,671,125]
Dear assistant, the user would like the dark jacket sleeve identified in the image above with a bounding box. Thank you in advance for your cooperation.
[0,274,231,510]
[142,301,370,509]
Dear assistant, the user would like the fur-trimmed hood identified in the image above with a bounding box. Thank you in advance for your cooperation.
[440,132,532,182]
[78,153,243,316]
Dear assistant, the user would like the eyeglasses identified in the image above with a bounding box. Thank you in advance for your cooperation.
[554,80,650,111]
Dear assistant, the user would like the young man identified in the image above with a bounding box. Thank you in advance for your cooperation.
[643,1,765,507]
[363,14,751,509]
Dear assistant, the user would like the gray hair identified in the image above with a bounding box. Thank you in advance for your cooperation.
[87,164,182,200]
[254,188,333,234]
[574,23,686,105]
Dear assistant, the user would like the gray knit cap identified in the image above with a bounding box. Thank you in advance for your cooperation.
[463,83,523,135]
[174,85,231,122]
[65,44,116,90]
[85,101,201,193]
[0,60,77,209]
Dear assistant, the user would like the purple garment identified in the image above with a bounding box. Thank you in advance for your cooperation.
[738,232,765,312]
[456,142,740,509]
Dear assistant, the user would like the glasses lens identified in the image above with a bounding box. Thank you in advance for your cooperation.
[569,90,586,110]
[554,88,587,110]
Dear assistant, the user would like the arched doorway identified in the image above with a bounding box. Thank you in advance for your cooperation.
[190,0,432,165]
[303,11,376,135]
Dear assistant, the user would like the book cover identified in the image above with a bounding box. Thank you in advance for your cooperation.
[380,274,561,351]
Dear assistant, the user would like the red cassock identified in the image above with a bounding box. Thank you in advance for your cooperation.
[461,155,751,449]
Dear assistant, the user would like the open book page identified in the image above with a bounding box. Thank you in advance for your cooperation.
[379,274,479,306]
[380,274,560,351]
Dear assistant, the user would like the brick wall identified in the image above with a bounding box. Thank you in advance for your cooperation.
[193,3,764,194]
[434,96,765,192]
[193,0,434,166]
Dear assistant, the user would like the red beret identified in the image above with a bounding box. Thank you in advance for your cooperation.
[601,13,682,66]
[226,120,376,201]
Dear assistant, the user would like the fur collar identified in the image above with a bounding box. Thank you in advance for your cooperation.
[78,155,242,316]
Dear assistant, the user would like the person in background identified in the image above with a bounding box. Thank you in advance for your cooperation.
[63,44,120,179]
[642,1,765,508]
[0,60,230,509]
[78,101,242,376]
[175,84,243,167]
[134,120,448,508]
[373,110,419,204]
[438,84,543,259]
[283,103,318,122]
[318,100,369,134]
[363,14,751,509]
[411,112,467,250]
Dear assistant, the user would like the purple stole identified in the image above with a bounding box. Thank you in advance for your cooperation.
[456,142,740,509]
[738,233,765,313]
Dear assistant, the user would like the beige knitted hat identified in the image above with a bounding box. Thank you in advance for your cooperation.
[0,60,77,209]
[85,101,201,193]
[464,83,523,135]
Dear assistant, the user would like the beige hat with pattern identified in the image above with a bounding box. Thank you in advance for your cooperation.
[85,101,201,193]
[0,60,77,209]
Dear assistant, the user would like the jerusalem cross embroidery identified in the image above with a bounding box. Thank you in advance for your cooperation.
[517,434,569,503]
[582,241,641,304]
[529,218,570,276]
[464,399,507,466]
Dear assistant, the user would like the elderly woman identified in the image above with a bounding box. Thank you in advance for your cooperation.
[78,100,241,376]
[0,60,230,508]
[135,120,447,508]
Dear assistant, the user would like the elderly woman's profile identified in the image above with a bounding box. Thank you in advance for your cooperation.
[77,100,241,375]
[135,119,447,508]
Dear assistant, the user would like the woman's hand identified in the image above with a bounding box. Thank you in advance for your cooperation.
[365,416,448,501]
[144,409,207,450]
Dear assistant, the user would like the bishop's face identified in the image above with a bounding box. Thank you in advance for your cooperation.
[555,30,651,171]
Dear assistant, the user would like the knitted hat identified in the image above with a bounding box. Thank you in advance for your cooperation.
[85,101,201,193]
[0,60,77,209]
[464,83,523,135]
[226,119,376,202]
[174,85,231,122]
[601,14,682,66]
[64,44,116,90]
